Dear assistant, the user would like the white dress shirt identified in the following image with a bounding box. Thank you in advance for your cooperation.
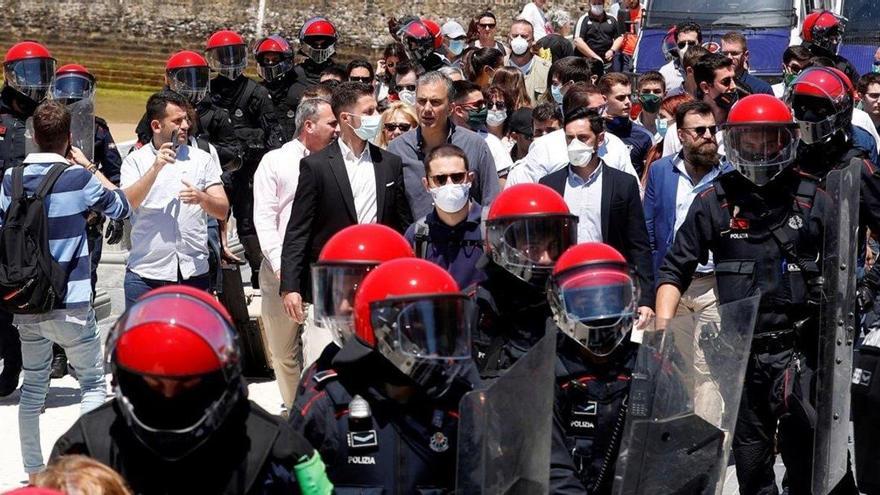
[564,163,604,243]
[338,138,378,224]
[480,131,515,175]
[121,142,222,281]
[505,129,641,194]
[253,139,309,274]
[672,154,717,272]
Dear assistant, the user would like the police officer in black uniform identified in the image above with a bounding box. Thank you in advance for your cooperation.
[547,242,640,494]
[52,286,332,495]
[255,35,311,142]
[206,30,284,290]
[291,258,476,492]
[0,41,56,395]
[801,10,859,86]
[295,17,340,86]
[655,95,858,494]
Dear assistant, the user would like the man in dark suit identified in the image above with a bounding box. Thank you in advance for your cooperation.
[280,82,412,330]
[540,107,655,323]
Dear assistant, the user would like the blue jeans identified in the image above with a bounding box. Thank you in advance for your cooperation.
[17,309,105,473]
[124,270,210,310]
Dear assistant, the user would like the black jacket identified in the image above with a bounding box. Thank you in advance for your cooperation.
[279,140,413,300]
[263,70,312,142]
[0,86,33,174]
[540,164,655,308]
[51,400,317,495]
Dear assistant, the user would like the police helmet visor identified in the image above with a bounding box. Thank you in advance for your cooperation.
[4,58,56,102]
[487,215,578,284]
[256,55,293,82]
[300,38,336,64]
[788,91,847,145]
[116,368,226,431]
[724,126,798,186]
[206,45,247,79]
[311,263,373,345]
[167,66,210,104]
[371,294,473,360]
[50,73,94,103]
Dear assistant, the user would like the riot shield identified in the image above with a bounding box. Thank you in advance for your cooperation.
[68,99,95,162]
[456,331,556,494]
[612,296,759,495]
[812,161,860,495]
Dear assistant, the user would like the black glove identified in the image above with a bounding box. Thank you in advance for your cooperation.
[105,219,124,245]
[857,283,876,313]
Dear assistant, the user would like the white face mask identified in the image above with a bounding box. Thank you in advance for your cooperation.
[398,89,417,106]
[567,139,595,167]
[486,109,507,127]
[349,113,381,141]
[590,4,605,15]
[510,36,530,56]
[430,182,471,213]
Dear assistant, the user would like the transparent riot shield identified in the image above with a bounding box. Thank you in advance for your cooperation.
[456,331,556,494]
[612,296,760,495]
[812,161,860,495]
[68,99,95,162]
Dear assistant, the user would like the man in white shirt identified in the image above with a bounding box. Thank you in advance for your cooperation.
[253,97,337,410]
[518,0,550,41]
[505,82,640,190]
[121,91,228,308]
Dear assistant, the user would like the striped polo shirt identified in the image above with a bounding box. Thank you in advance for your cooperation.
[0,153,130,315]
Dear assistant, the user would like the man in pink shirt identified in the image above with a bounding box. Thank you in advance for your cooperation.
[253,96,338,411]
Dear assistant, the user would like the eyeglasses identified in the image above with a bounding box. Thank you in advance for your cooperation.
[721,50,743,57]
[479,23,496,29]
[430,172,468,185]
[384,122,412,132]
[865,92,880,100]
[488,101,506,110]
[682,125,718,137]
[397,84,417,92]
[677,40,698,49]
[350,76,373,83]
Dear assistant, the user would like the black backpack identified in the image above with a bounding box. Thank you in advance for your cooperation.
[0,163,69,313]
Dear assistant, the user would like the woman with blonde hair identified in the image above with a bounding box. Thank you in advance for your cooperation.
[34,455,132,495]
[376,101,419,148]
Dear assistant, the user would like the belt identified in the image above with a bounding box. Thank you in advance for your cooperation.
[692,271,713,280]
[751,329,795,353]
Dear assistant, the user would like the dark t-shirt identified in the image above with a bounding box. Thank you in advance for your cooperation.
[576,13,621,55]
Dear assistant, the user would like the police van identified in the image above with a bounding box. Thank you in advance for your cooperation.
[836,0,879,76]
[633,0,838,80]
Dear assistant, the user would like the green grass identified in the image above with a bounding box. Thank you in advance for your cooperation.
[95,87,156,125]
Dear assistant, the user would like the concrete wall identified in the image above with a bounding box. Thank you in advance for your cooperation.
[0,0,589,54]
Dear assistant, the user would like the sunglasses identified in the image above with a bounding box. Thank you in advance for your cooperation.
[865,92,880,100]
[384,122,412,132]
[479,23,496,29]
[682,125,718,137]
[397,84,417,92]
[488,101,506,110]
[677,40,698,49]
[350,76,373,83]
[430,172,468,185]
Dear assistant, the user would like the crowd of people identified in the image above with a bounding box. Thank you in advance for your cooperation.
[1,1,880,493]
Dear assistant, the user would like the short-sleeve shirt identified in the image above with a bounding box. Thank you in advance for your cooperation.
[576,13,621,55]
[121,142,223,281]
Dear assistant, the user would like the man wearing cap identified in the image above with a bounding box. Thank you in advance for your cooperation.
[508,107,534,163]
[507,19,551,105]
[441,21,468,68]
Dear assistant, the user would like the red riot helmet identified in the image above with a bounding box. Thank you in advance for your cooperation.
[549,243,637,357]
[802,10,846,55]
[299,17,338,65]
[723,94,800,186]
[253,35,294,82]
[786,66,854,145]
[205,30,247,80]
[353,258,474,397]
[51,64,95,105]
[421,18,444,50]
[312,224,415,346]
[107,286,244,461]
[165,51,211,105]
[4,41,56,103]
[397,18,436,67]
[485,183,578,286]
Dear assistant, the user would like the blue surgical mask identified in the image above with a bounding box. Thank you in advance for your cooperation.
[873,61,880,74]
[551,84,563,104]
[349,113,381,141]
[657,118,669,138]
[449,39,466,56]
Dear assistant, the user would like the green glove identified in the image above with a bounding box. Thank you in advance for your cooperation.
[294,451,333,495]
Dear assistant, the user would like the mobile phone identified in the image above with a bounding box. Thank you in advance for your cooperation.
[170,129,180,152]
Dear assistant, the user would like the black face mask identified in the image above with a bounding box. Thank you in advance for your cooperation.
[714,91,739,111]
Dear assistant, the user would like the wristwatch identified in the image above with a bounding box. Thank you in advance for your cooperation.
[86,162,98,174]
